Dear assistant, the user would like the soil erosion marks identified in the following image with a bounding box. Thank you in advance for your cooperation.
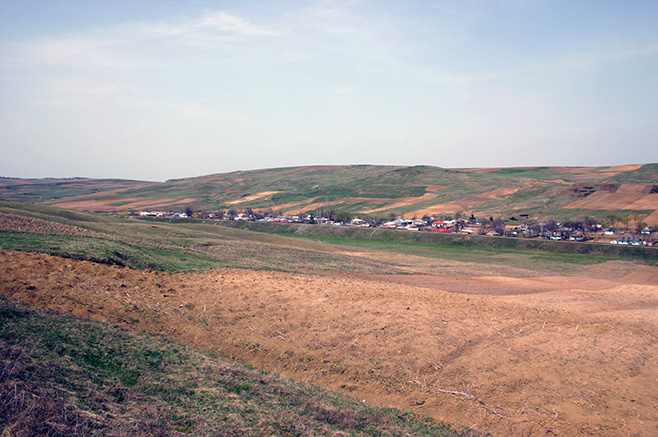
[1,250,657,436]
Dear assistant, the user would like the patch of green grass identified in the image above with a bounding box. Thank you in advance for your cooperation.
[288,236,608,274]
[0,231,230,272]
[0,296,476,436]
[1,201,655,278]
[216,221,657,267]
[609,163,658,184]
[0,178,149,204]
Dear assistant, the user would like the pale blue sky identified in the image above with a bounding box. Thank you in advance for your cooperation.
[1,0,657,181]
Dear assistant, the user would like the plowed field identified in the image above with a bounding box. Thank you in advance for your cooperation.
[2,250,657,436]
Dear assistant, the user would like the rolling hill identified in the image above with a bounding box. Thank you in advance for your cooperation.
[2,164,658,225]
[1,186,657,435]
[1,199,657,435]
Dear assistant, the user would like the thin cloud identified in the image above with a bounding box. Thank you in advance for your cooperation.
[144,10,281,40]
[198,11,279,36]
[1,1,656,180]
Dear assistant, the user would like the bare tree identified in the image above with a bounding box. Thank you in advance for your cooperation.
[492,218,506,236]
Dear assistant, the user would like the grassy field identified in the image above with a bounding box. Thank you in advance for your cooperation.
[0,177,152,204]
[217,221,658,265]
[1,201,656,278]
[0,295,474,436]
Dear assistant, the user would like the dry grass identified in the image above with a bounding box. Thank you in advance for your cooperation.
[3,249,657,436]
[0,295,474,436]
[0,212,110,238]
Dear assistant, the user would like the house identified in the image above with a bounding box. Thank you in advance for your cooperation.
[432,220,454,228]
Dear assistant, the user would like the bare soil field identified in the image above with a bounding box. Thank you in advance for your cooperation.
[2,250,657,436]
[226,191,281,205]
[565,186,658,220]
[360,193,439,215]
[47,196,200,212]
[408,187,520,218]
[279,192,441,216]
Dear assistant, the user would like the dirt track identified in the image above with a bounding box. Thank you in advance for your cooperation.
[2,250,657,436]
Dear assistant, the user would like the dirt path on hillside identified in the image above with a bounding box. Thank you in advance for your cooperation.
[1,250,657,436]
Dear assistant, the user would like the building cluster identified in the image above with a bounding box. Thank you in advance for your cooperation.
[133,209,656,246]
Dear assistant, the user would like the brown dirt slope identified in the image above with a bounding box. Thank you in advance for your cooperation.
[226,191,280,205]
[47,197,199,212]
[407,187,519,218]
[564,184,658,225]
[2,250,657,436]
[280,192,440,216]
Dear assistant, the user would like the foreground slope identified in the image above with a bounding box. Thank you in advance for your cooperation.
[2,250,657,436]
[1,201,657,436]
[3,164,657,225]
[0,295,467,436]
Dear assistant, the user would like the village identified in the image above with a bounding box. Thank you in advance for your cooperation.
[133,209,657,247]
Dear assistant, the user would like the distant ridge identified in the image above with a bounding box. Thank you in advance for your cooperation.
[1,164,657,225]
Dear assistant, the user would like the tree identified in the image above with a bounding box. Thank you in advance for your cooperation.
[635,221,647,234]
[492,218,506,236]
[545,220,559,232]
[333,209,352,223]
[606,214,618,228]
[585,216,599,234]
[530,223,542,236]
[570,221,584,233]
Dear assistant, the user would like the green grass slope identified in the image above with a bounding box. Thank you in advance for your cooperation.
[216,220,658,266]
[0,201,403,274]
[1,201,655,280]
[0,177,153,204]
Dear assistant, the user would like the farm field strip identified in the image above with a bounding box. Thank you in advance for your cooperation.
[4,164,657,226]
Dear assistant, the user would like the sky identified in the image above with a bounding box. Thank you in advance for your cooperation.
[1,0,657,181]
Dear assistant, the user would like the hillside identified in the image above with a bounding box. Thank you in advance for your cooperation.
[2,164,658,225]
[0,294,468,436]
[1,201,654,274]
[1,201,658,435]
